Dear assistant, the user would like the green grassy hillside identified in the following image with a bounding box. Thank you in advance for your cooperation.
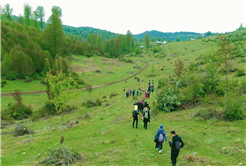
[1,28,246,166]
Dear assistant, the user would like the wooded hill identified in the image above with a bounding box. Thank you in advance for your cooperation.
[133,30,216,41]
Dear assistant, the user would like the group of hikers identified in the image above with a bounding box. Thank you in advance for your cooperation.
[124,88,143,98]
[126,77,184,165]
[155,126,184,166]
[132,100,184,166]
[132,100,151,129]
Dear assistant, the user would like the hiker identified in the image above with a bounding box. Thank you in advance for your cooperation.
[145,91,148,98]
[136,90,139,96]
[169,131,184,166]
[125,80,127,83]
[142,79,143,82]
[139,90,142,95]
[143,104,150,129]
[132,89,135,97]
[149,82,151,86]
[123,87,125,92]
[154,124,167,154]
[126,92,129,98]
[152,80,154,85]
[132,103,139,128]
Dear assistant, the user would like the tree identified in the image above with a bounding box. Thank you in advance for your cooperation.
[174,58,184,79]
[43,13,65,58]
[206,31,212,37]
[2,45,35,78]
[33,10,39,29]
[2,3,14,21]
[157,36,162,42]
[125,30,132,53]
[151,37,155,42]
[163,37,167,41]
[218,35,235,111]
[134,47,141,55]
[144,33,150,50]
[96,34,103,49]
[45,57,78,165]
[114,39,120,57]
[35,6,45,29]
[91,33,97,47]
[51,6,62,18]
[24,3,32,26]
[17,14,24,24]
[176,37,179,42]
[86,84,93,100]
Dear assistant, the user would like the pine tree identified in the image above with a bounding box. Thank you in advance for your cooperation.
[43,13,65,58]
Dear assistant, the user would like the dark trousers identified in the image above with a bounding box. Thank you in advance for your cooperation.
[133,117,138,128]
[171,150,179,166]
[143,119,148,129]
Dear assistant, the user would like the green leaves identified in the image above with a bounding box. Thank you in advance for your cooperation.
[45,57,78,114]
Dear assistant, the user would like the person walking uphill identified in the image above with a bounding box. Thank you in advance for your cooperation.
[154,124,167,154]
[143,105,150,129]
[132,103,139,128]
[169,131,184,166]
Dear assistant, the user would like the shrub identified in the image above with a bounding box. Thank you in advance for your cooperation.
[194,108,224,120]
[77,79,84,85]
[40,148,86,165]
[1,80,7,87]
[224,99,245,121]
[82,99,102,108]
[13,123,34,137]
[71,72,79,80]
[157,86,180,112]
[109,92,119,98]
[236,69,245,76]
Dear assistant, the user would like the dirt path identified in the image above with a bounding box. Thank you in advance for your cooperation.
[1,61,149,97]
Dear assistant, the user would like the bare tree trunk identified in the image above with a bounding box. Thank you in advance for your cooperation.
[225,69,228,111]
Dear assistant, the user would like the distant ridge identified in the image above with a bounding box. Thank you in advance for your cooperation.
[133,30,215,41]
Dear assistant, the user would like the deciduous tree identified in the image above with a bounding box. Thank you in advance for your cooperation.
[2,3,14,21]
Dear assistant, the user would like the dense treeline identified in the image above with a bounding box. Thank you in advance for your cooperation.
[134,30,216,42]
[1,4,140,80]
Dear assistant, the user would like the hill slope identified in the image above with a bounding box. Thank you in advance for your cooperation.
[133,30,216,41]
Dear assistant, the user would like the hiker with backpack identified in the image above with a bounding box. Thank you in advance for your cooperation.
[169,131,184,166]
[154,124,167,154]
[132,103,139,128]
[142,104,150,129]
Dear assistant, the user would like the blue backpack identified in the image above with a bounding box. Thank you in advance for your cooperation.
[158,130,164,142]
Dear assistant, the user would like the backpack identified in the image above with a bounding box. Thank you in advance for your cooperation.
[158,131,164,142]
[144,109,148,119]
[133,110,138,117]
[175,138,180,150]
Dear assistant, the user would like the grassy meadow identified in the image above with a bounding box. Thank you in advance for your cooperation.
[1,35,246,166]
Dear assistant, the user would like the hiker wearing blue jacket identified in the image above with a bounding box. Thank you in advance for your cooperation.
[154,124,167,154]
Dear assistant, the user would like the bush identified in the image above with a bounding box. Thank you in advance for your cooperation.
[77,79,85,85]
[194,108,224,120]
[224,99,245,121]
[40,148,86,165]
[13,123,34,137]
[71,72,79,80]
[109,92,119,98]
[1,80,7,87]
[2,103,33,120]
[157,86,180,112]
[236,69,245,76]
[31,101,75,121]
[82,99,102,108]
